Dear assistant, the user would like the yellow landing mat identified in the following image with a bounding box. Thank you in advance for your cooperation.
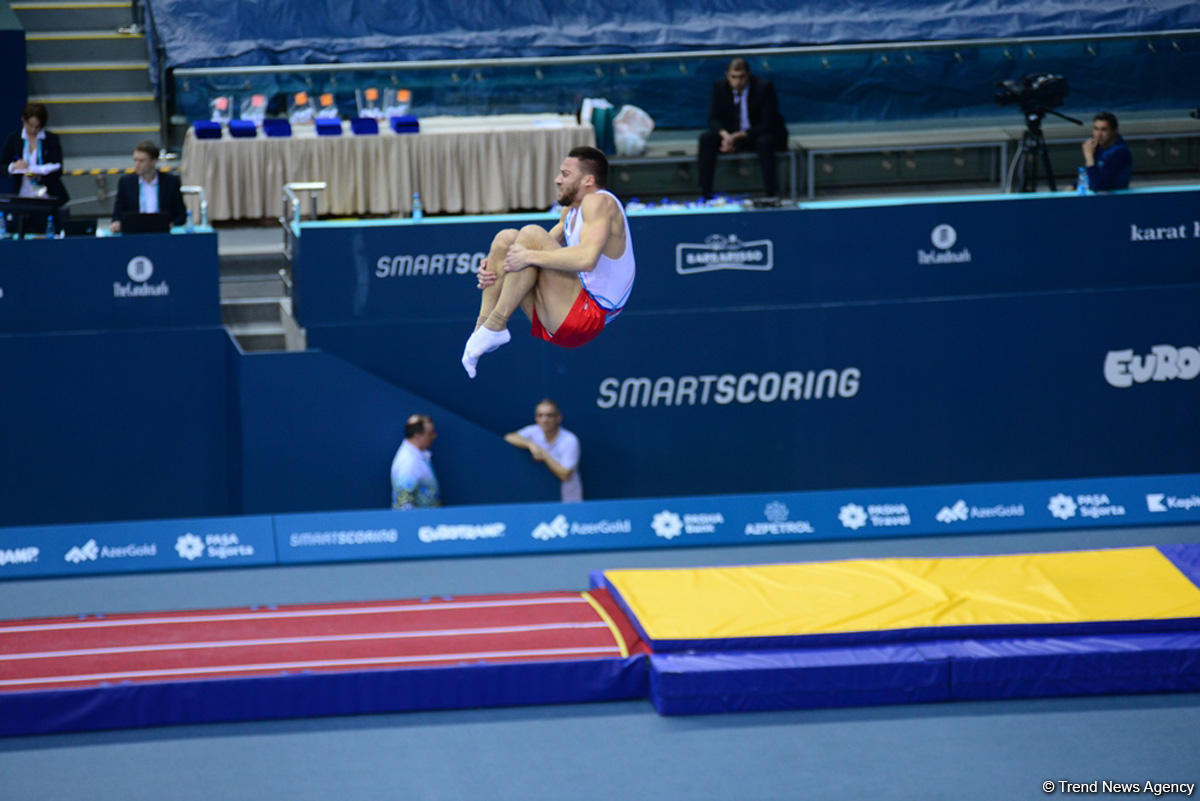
[603,547,1200,641]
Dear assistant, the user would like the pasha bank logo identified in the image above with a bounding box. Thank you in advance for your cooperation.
[676,234,773,275]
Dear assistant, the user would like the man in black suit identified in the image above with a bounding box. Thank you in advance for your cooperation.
[3,102,70,222]
[698,58,789,200]
[110,140,186,232]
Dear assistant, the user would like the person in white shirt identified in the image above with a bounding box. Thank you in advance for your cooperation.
[390,414,440,509]
[504,399,582,503]
[460,145,635,378]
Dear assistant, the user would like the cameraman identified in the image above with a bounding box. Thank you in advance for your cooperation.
[1081,112,1131,191]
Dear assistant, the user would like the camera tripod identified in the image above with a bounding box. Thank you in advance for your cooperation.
[1007,107,1082,193]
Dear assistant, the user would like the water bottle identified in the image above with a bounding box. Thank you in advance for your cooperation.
[0,212,7,240]
[411,191,423,221]
[46,214,55,239]
[1077,166,1090,195]
[185,209,195,233]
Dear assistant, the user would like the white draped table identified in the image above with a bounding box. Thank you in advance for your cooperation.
[182,114,595,221]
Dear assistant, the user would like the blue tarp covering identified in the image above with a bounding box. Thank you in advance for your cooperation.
[148,0,1200,69]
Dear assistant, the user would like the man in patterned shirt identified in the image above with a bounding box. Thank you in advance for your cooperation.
[390,414,440,509]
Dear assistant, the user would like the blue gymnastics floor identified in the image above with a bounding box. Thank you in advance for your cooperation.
[3,523,1199,801]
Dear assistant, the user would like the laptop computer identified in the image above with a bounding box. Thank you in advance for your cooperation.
[121,212,171,235]
[62,217,99,237]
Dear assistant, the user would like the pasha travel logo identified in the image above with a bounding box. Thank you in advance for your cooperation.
[838,502,911,530]
[114,255,170,298]
[918,223,972,265]
[676,234,773,275]
[1104,345,1199,388]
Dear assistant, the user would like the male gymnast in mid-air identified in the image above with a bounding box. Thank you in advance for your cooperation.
[461,145,636,378]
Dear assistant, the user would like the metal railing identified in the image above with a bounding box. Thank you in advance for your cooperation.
[280,181,326,259]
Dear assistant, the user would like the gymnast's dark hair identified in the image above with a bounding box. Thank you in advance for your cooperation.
[568,145,608,188]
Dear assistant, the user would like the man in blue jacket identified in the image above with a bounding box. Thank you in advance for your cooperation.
[1081,112,1132,191]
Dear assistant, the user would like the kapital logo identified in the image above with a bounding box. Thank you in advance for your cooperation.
[676,234,773,275]
[127,256,154,282]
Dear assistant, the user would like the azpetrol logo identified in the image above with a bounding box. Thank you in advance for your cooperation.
[676,234,773,275]
[531,515,631,541]
[918,223,972,265]
[745,502,814,536]
[936,499,1025,524]
[114,255,169,298]
[1104,345,1199,388]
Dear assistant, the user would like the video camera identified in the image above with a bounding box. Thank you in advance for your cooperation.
[994,73,1069,114]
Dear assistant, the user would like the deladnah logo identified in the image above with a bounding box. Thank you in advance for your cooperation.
[918,223,972,265]
[651,510,684,540]
[1047,493,1078,520]
[127,256,154,282]
[676,234,773,275]
[115,255,169,298]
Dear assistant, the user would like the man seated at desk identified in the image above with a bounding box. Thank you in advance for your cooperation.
[110,140,186,232]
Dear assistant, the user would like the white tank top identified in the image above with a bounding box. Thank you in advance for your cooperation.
[564,189,635,322]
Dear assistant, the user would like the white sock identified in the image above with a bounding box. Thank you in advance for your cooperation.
[461,326,511,378]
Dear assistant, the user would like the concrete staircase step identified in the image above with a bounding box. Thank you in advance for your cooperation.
[25,30,148,62]
[30,93,158,127]
[225,322,288,352]
[27,61,152,94]
[220,276,286,300]
[11,1,133,32]
[53,123,161,157]
[221,297,285,326]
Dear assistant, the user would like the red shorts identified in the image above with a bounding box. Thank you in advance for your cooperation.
[530,289,608,349]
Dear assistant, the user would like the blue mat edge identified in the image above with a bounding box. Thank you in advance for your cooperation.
[0,655,648,738]
[650,632,1200,715]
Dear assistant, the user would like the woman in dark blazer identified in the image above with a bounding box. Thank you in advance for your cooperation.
[3,102,70,208]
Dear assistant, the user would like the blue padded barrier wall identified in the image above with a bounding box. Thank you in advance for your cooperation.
[0,327,235,527]
[234,349,560,514]
[292,189,1200,502]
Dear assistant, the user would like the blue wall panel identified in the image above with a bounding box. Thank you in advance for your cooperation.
[0,328,234,527]
[234,349,560,514]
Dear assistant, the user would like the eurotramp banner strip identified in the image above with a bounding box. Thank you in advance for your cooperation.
[2,472,1199,580]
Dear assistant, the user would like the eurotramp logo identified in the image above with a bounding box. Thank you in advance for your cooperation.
[676,234,773,275]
